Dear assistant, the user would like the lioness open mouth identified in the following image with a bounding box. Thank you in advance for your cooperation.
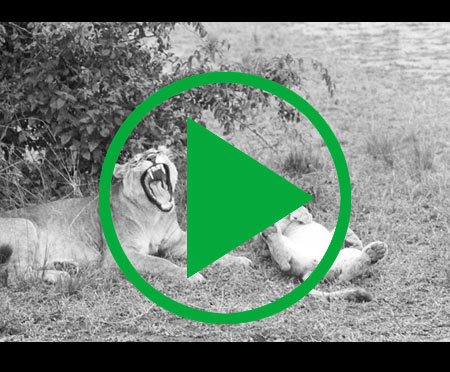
[141,163,174,212]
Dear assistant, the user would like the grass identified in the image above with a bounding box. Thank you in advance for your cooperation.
[1,22,450,341]
[282,144,323,176]
[365,130,397,168]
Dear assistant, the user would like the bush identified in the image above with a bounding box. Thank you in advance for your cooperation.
[0,22,335,208]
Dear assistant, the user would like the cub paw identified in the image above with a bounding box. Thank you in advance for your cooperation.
[344,228,363,249]
[363,241,388,264]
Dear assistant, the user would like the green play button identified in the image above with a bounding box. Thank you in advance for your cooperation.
[186,117,314,277]
[100,72,351,324]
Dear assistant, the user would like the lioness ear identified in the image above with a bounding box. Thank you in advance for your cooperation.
[113,163,128,179]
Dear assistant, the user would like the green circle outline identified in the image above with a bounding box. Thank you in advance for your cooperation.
[98,72,351,324]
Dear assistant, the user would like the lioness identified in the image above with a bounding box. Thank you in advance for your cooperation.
[0,148,252,285]
[261,207,388,302]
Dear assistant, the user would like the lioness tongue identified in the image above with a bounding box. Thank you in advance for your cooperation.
[149,180,171,204]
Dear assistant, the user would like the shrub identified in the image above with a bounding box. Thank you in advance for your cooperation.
[0,22,336,208]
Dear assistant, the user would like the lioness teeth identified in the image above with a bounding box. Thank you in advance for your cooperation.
[146,164,166,182]
[148,169,154,181]
[141,162,173,212]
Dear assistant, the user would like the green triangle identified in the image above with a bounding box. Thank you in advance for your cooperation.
[186,118,313,277]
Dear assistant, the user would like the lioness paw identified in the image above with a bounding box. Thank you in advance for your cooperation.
[177,267,206,285]
[42,270,72,285]
[187,271,206,284]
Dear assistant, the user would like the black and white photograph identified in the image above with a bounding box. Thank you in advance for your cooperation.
[0,22,449,342]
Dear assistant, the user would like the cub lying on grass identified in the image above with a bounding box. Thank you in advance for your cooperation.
[261,207,388,302]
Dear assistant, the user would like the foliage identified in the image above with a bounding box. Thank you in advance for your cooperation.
[0,22,336,207]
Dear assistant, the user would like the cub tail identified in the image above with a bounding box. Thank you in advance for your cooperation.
[309,287,372,302]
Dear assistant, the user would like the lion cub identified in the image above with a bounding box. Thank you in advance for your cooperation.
[261,207,388,283]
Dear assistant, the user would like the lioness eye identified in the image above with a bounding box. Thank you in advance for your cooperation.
[146,153,157,162]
